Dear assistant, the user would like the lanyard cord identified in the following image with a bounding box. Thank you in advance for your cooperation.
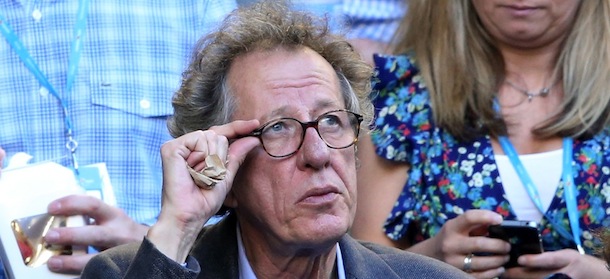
[0,0,90,174]
[561,138,585,255]
[498,136,585,254]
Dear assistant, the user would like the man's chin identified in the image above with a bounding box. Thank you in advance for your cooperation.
[301,214,350,239]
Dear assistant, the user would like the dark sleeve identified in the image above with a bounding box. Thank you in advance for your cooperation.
[81,237,201,279]
[358,241,473,279]
[341,236,472,279]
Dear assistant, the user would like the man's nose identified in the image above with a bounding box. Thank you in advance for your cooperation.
[295,127,331,169]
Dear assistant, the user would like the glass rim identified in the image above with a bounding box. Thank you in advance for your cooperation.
[250,109,363,158]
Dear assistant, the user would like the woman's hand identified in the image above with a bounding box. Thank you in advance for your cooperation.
[44,195,150,274]
[409,209,511,278]
[147,120,260,263]
[502,249,608,279]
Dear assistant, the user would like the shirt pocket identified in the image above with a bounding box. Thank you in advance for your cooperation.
[90,69,178,118]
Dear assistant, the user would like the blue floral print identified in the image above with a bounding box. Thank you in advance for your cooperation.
[370,54,610,254]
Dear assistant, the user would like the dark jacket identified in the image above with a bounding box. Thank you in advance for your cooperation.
[81,214,471,278]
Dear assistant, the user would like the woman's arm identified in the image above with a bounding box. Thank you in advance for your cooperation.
[352,134,510,279]
[351,135,409,249]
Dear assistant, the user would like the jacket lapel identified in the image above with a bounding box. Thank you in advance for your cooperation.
[191,213,240,279]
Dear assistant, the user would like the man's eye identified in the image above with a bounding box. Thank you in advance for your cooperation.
[263,120,295,137]
[269,121,287,132]
[320,114,341,127]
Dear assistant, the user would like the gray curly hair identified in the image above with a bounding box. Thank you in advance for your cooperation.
[167,0,373,138]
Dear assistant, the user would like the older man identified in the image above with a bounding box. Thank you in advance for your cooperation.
[81,2,470,278]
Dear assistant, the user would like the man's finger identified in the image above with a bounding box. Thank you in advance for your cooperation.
[225,137,261,180]
[209,119,260,139]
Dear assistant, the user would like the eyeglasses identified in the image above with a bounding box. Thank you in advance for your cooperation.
[243,109,363,158]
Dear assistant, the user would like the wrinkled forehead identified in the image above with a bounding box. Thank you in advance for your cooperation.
[227,47,343,122]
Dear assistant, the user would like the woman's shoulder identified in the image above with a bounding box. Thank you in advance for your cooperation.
[368,53,436,163]
[373,53,418,68]
[372,53,421,90]
[581,128,610,151]
[370,53,429,117]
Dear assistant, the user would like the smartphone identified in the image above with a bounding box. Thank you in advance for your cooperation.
[488,220,544,268]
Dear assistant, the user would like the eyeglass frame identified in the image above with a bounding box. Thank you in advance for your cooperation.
[240,109,364,158]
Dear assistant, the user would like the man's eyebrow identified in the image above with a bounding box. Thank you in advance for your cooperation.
[262,100,342,120]
[314,99,342,111]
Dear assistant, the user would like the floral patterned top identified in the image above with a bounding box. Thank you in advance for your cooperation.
[370,53,610,254]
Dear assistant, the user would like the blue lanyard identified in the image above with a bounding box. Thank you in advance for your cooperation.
[0,0,90,174]
[498,136,584,254]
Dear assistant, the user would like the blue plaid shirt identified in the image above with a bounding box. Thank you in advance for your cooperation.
[342,0,407,43]
[0,0,235,230]
[1,1,235,276]
[241,0,406,43]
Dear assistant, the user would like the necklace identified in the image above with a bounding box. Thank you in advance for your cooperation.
[504,79,556,102]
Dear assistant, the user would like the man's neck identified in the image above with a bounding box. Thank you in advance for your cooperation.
[236,224,339,279]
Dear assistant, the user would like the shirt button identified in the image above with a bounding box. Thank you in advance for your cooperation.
[39,86,49,97]
[32,9,42,21]
[139,99,151,109]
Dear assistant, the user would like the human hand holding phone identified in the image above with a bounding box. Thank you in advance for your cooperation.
[488,220,544,268]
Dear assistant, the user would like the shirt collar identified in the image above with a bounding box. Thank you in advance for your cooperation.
[236,224,346,279]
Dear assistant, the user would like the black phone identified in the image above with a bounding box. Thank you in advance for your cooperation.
[488,220,544,268]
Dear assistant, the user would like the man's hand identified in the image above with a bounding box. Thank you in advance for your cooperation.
[147,120,260,263]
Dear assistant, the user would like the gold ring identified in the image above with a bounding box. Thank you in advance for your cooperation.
[463,253,473,273]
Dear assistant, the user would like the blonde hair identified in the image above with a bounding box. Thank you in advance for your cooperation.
[392,0,610,141]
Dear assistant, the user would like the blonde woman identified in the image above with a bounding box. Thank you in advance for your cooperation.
[353,0,610,278]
